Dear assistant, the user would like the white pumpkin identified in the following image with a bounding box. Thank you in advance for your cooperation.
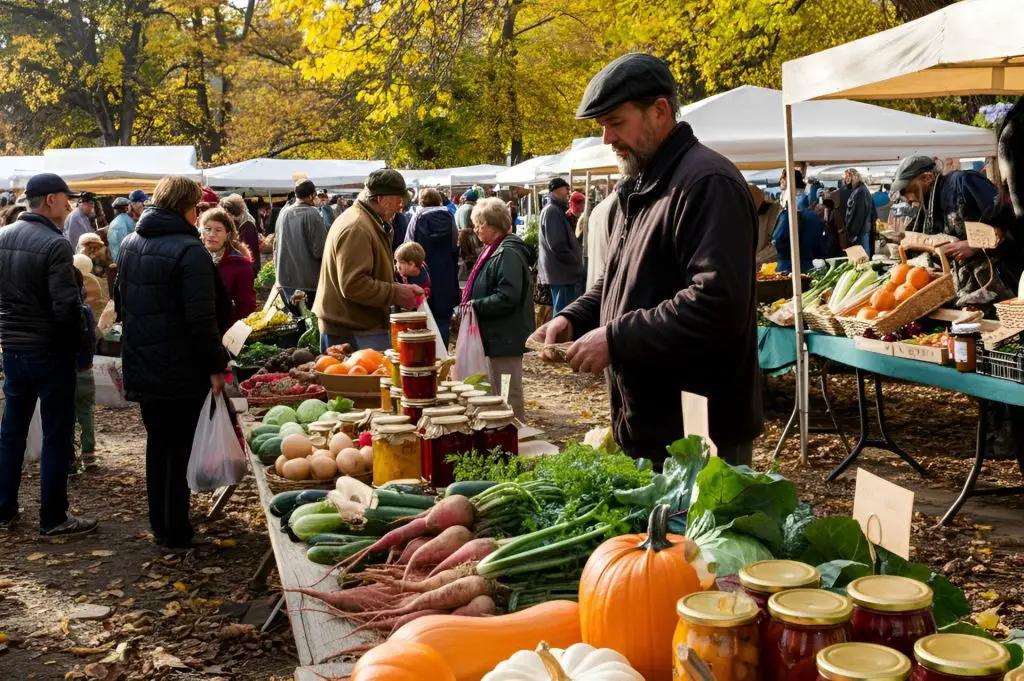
[482,642,645,681]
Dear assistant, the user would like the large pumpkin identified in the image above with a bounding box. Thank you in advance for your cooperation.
[351,640,455,681]
[579,504,713,681]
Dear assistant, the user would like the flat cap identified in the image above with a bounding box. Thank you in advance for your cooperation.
[25,173,78,199]
[891,155,938,197]
[548,177,569,192]
[365,169,407,198]
[112,197,130,208]
[576,53,676,120]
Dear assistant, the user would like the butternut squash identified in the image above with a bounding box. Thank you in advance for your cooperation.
[351,640,455,681]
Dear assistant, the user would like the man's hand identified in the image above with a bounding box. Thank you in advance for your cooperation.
[210,373,226,396]
[938,239,979,262]
[530,316,573,345]
[394,283,425,309]
[566,326,611,374]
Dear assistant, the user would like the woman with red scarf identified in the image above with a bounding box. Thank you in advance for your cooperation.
[464,197,535,420]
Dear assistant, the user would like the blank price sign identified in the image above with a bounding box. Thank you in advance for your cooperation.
[852,468,915,559]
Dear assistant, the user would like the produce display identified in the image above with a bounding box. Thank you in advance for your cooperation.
[239,372,323,398]
[243,309,291,331]
[316,348,390,376]
[844,263,935,321]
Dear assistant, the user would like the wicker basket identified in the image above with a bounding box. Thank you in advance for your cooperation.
[244,385,327,406]
[995,300,1024,329]
[803,304,846,336]
[263,466,372,494]
[836,243,955,337]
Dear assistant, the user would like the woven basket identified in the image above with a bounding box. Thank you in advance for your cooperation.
[803,304,846,336]
[995,301,1024,329]
[836,243,955,337]
[244,385,327,406]
[264,466,371,494]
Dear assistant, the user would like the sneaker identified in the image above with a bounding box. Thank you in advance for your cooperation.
[0,512,21,531]
[40,514,98,538]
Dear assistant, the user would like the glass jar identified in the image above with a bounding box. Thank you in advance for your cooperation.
[673,591,761,681]
[401,397,435,425]
[398,329,437,368]
[370,414,411,436]
[459,389,489,406]
[472,409,519,456]
[440,380,462,390]
[388,386,403,414]
[337,410,368,438]
[950,323,981,373]
[421,415,475,487]
[450,384,475,398]
[764,589,853,681]
[739,560,821,623]
[434,392,458,407]
[385,350,402,387]
[416,405,467,434]
[380,378,393,412]
[465,395,508,422]
[372,424,421,485]
[400,366,438,400]
[911,634,1009,681]
[848,575,936,659]
[816,643,911,681]
[390,311,427,350]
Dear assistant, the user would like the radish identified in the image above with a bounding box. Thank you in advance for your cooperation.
[427,537,498,577]
[364,575,493,619]
[402,525,472,580]
[424,495,475,534]
[395,537,430,565]
[452,594,497,616]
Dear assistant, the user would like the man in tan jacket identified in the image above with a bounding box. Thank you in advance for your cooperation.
[313,169,423,351]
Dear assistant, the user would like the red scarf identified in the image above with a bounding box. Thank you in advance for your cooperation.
[461,233,506,306]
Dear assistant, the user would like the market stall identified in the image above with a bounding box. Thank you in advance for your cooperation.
[204,158,385,193]
[0,155,43,190]
[8,146,203,193]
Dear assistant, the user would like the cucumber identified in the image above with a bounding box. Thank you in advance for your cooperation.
[374,489,436,510]
[250,433,274,450]
[308,533,381,546]
[295,489,330,505]
[380,481,431,495]
[251,424,281,440]
[445,481,497,498]
[292,513,349,541]
[306,540,376,566]
[269,490,303,516]
[259,436,283,457]
[288,499,338,526]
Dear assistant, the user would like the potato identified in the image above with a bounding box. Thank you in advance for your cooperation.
[359,445,374,471]
[281,457,311,481]
[336,448,364,476]
[329,432,355,456]
[310,454,339,480]
[275,454,287,477]
[281,433,312,460]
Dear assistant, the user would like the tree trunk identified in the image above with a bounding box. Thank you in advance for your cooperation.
[118,20,144,146]
[892,0,957,20]
[501,0,524,165]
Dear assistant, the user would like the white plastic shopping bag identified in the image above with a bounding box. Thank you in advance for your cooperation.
[187,391,248,491]
[24,399,42,466]
[417,300,449,361]
[453,304,488,381]
[94,356,129,409]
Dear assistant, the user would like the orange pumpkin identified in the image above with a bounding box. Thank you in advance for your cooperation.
[907,266,931,290]
[352,640,455,681]
[889,263,911,286]
[315,356,341,373]
[579,505,710,681]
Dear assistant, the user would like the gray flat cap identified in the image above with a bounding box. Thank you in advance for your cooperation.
[365,169,407,198]
[890,155,938,197]
[576,53,675,120]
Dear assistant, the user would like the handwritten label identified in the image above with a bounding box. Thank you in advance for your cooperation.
[853,469,914,559]
[501,374,511,403]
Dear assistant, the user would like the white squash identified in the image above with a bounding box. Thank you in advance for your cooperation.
[482,642,645,681]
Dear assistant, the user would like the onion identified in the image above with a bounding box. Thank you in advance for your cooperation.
[359,446,374,471]
[281,434,312,460]
[310,454,339,480]
[281,457,311,481]
[329,432,355,455]
[336,448,363,476]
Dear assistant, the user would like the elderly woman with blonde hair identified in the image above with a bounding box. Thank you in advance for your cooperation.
[219,193,261,277]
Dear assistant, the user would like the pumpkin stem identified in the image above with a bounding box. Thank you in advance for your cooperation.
[535,641,571,681]
[638,504,674,552]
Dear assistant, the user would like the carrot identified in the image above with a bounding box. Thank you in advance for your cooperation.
[427,537,499,577]
[395,537,430,565]
[452,595,497,616]
[402,525,473,580]
[366,575,493,619]
[424,495,475,534]
[289,584,395,612]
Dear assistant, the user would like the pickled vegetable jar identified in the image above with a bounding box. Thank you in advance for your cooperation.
[398,329,437,368]
[372,424,421,485]
[338,410,368,438]
[673,590,761,681]
[400,366,437,400]
[389,386,403,414]
[848,575,936,659]
[764,589,853,681]
[739,560,821,618]
[421,415,475,487]
[416,405,467,433]
[911,635,1009,681]
[466,395,507,421]
[472,409,519,456]
[816,643,911,681]
[390,311,427,349]
[380,378,393,412]
[401,397,435,425]
[385,350,401,387]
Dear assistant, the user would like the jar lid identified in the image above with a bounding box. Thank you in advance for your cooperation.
[391,311,428,323]
[676,591,760,627]
[847,575,933,612]
[432,415,470,427]
[817,643,912,681]
[1005,667,1024,681]
[377,423,417,435]
[339,410,367,423]
[400,365,438,377]
[467,396,505,406]
[461,390,489,400]
[385,350,400,361]
[398,329,436,343]
[951,322,981,334]
[768,589,852,626]
[401,398,436,408]
[915,635,1010,677]
[479,409,516,420]
[738,560,821,594]
[422,406,465,417]
[435,392,457,402]
[440,381,461,388]
[380,377,393,387]
[308,420,338,431]
[390,386,403,397]
[450,385,475,394]
[371,415,411,426]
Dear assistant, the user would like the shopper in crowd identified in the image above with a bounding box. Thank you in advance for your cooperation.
[313,170,423,351]
[391,192,410,254]
[275,180,328,306]
[201,207,257,325]
[405,187,460,346]
[538,177,582,315]
[567,191,586,230]
[779,169,812,210]
[0,173,95,536]
[845,168,876,256]
[532,53,763,466]
[316,190,335,229]
[584,192,618,291]
[64,191,97,247]
[74,253,108,320]
[1,205,26,226]
[571,191,589,291]
[220,194,261,278]
[467,197,534,420]
[116,176,230,550]
[838,169,854,217]
[443,193,458,217]
[456,189,482,279]
[749,184,782,265]
[773,200,831,273]
[197,187,219,219]
[77,232,112,285]
[258,200,273,233]
[107,197,136,262]
[507,200,522,229]
[71,268,97,474]
[394,241,432,301]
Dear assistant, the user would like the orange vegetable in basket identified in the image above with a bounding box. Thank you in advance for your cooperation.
[351,349,384,373]
[890,263,911,286]
[884,281,898,293]
[348,365,369,375]
[870,289,896,312]
[315,356,341,372]
[894,283,918,304]
[907,267,931,289]
[324,363,348,375]
[857,307,879,321]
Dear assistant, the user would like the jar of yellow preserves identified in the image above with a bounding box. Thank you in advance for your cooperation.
[674,590,761,681]
[372,424,421,485]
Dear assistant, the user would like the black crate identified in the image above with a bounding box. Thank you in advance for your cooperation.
[976,337,1024,383]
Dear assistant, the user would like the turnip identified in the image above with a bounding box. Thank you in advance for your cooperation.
[402,525,472,580]
[427,538,499,577]
[395,537,429,565]
[288,583,395,612]
[364,575,493,619]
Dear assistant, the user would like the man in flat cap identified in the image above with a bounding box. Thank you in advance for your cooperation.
[538,177,582,315]
[314,169,423,351]
[532,52,763,466]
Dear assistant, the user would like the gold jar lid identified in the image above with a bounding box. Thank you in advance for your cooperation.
[848,575,933,612]
[768,589,852,626]
[1004,667,1024,681]
[676,591,760,627]
[739,560,821,594]
[397,329,436,344]
[914,634,1010,677]
[817,643,912,681]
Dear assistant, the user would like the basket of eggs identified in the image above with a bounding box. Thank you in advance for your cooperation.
[836,243,955,337]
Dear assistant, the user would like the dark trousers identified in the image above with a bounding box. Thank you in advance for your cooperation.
[140,395,205,547]
[0,350,76,529]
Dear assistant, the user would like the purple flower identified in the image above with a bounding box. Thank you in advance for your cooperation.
[980,102,1014,125]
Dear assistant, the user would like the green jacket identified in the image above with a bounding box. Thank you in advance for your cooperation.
[470,233,535,358]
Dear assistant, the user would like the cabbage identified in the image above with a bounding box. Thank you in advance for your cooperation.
[279,422,306,437]
[296,399,329,424]
[264,405,297,426]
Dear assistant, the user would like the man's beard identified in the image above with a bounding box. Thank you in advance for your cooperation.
[612,119,660,179]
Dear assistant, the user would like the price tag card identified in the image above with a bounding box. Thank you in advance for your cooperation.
[852,468,914,559]
[262,283,281,313]
[844,245,869,264]
[501,374,511,403]
[222,320,252,357]
[681,392,716,457]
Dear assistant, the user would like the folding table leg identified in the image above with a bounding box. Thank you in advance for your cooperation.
[251,548,275,587]
[940,411,987,526]
[826,370,871,480]
[772,403,799,462]
[206,484,237,521]
[872,375,927,476]
[819,363,851,453]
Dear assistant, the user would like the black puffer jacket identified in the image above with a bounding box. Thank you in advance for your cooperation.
[115,207,229,401]
[0,212,84,353]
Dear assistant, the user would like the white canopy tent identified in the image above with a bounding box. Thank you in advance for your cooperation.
[495,155,556,186]
[0,156,44,190]
[400,164,508,189]
[8,146,202,193]
[204,158,385,192]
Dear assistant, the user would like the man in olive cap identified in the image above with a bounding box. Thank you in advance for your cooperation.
[532,52,763,466]
[313,169,423,351]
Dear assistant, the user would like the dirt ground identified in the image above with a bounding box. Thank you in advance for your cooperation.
[2,355,1024,680]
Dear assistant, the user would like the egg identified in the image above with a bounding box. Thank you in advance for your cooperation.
[281,433,313,460]
[275,454,287,477]
[310,454,339,480]
[359,446,374,471]
[336,448,364,476]
[329,432,355,455]
[281,457,311,481]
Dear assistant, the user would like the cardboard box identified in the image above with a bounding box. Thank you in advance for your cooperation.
[893,341,948,365]
[855,337,894,356]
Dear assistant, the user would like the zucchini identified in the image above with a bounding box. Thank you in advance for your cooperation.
[269,490,303,516]
[380,481,431,495]
[288,499,338,526]
[306,539,376,566]
[364,506,421,523]
[292,513,349,541]
[250,424,281,440]
[295,489,330,505]
[445,481,497,498]
[308,533,381,546]
[374,489,436,510]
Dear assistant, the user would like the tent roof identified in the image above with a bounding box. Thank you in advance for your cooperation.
[495,155,556,185]
[400,164,508,188]
[39,146,202,184]
[571,85,996,172]
[204,158,385,191]
[782,0,1024,104]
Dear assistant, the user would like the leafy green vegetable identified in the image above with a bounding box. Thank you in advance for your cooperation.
[816,560,872,590]
[296,399,329,424]
[237,342,281,367]
[450,448,538,483]
[326,396,354,413]
[729,511,785,555]
[263,405,298,426]
[875,546,969,628]
[687,457,798,542]
[255,261,275,289]
[780,503,816,559]
[685,511,772,576]
[800,516,874,566]
[612,436,707,531]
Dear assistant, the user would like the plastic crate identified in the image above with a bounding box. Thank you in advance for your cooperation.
[976,337,1024,383]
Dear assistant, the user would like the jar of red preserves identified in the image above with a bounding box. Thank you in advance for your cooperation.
[459,389,489,406]
[912,635,1009,681]
[472,409,519,456]
[400,366,437,400]
[466,395,508,422]
[764,589,853,681]
[416,405,467,433]
[390,311,427,349]
[848,575,936,659]
[401,397,435,425]
[421,415,475,487]
[816,643,911,681]
[398,329,437,368]
[673,591,761,681]
[739,560,821,623]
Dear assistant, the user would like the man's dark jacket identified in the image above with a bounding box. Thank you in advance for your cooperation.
[115,207,229,402]
[0,212,84,353]
[559,123,763,459]
[538,195,582,286]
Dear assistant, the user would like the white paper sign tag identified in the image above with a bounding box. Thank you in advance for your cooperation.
[845,245,869,264]
[681,392,717,457]
[852,468,914,559]
[501,374,511,403]
[222,320,252,357]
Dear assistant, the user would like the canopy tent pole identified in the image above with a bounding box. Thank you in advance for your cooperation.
[783,103,809,464]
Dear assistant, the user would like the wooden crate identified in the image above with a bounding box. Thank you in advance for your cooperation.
[892,341,949,365]
[855,336,894,356]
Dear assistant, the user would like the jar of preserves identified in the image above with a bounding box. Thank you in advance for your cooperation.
[401,397,435,425]
[739,560,821,619]
[385,350,402,387]
[764,589,853,681]
[390,311,427,349]
[911,635,1009,681]
[673,590,761,681]
[380,378,393,412]
[370,414,411,435]
[434,392,458,407]
[337,410,368,438]
[472,409,519,456]
[398,329,438,368]
[459,389,489,405]
[440,380,462,390]
[466,395,508,421]
[400,366,438,400]
[816,643,911,681]
[421,415,475,487]
[848,575,936,659]
[950,323,981,373]
[416,405,467,433]
[372,424,421,484]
